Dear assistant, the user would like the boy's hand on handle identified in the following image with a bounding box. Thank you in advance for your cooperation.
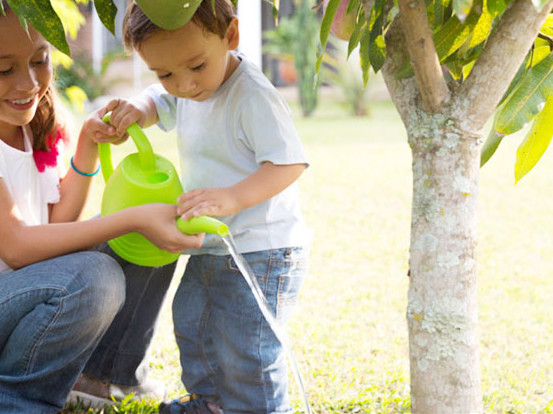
[177,187,240,221]
[87,97,155,144]
[133,203,205,252]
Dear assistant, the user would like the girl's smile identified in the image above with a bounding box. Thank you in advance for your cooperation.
[5,94,38,110]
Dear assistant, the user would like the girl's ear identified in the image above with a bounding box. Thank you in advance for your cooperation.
[226,17,239,50]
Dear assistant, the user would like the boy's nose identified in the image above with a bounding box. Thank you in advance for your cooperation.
[177,77,196,96]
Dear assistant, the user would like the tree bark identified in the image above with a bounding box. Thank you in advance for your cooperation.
[407,119,482,413]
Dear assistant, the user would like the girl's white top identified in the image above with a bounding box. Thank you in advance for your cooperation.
[0,126,62,272]
[144,53,310,255]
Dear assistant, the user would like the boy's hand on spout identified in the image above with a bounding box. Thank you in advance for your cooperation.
[177,187,241,221]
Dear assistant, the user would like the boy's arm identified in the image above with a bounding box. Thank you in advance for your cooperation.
[177,162,307,220]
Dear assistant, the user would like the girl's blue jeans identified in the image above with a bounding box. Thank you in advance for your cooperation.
[173,247,308,414]
[0,251,126,414]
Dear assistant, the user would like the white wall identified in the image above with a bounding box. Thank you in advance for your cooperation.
[237,2,262,69]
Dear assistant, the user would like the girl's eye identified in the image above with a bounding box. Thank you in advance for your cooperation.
[32,54,49,66]
[158,72,172,80]
[191,63,205,72]
[0,67,13,75]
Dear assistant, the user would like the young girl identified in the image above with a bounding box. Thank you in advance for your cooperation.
[99,1,311,413]
[0,4,204,413]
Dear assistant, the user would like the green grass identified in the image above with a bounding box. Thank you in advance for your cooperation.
[62,97,553,413]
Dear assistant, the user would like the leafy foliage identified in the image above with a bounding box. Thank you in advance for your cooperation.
[482,17,553,181]
[317,0,553,182]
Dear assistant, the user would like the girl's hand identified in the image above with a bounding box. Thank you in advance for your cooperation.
[177,187,241,221]
[134,203,204,252]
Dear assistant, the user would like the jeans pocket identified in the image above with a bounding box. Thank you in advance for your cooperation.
[274,248,308,322]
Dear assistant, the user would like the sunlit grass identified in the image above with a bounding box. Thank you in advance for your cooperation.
[63,96,553,413]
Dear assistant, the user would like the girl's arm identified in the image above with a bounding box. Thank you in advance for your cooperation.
[0,178,203,269]
[177,162,307,220]
[49,122,98,223]
[49,97,159,224]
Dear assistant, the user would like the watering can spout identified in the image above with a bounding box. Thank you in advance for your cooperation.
[177,216,229,237]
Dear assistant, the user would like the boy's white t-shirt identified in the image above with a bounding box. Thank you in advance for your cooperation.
[0,126,62,272]
[144,53,310,255]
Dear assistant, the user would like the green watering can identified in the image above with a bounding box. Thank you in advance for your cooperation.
[99,114,229,267]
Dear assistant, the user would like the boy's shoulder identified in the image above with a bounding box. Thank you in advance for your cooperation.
[226,55,282,102]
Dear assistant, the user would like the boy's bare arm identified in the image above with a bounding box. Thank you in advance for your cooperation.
[177,162,307,220]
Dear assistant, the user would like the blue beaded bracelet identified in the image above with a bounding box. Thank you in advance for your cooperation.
[70,156,100,177]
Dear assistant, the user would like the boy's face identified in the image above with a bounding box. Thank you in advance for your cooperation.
[138,18,239,102]
[0,11,52,137]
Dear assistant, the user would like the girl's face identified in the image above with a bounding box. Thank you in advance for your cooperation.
[138,18,239,102]
[0,12,52,138]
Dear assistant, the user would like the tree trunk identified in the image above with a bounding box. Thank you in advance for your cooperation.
[407,115,482,413]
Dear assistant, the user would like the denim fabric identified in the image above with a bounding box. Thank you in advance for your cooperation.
[172,247,308,414]
[82,242,177,386]
[0,251,125,414]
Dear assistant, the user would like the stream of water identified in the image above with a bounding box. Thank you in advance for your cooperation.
[222,234,313,414]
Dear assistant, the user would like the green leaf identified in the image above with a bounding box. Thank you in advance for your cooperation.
[347,10,365,58]
[433,13,478,62]
[368,0,385,72]
[495,53,553,135]
[93,0,118,35]
[359,26,371,86]
[6,0,69,55]
[486,0,506,15]
[369,34,385,73]
[434,0,445,28]
[514,96,553,183]
[452,0,473,22]
[481,128,505,167]
[317,0,340,72]
[467,6,493,48]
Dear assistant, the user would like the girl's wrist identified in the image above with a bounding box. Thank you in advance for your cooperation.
[70,156,100,177]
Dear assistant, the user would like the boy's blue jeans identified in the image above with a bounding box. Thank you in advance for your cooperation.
[0,251,126,414]
[173,247,308,414]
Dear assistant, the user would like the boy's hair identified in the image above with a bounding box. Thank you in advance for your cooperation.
[123,0,236,50]
[1,0,60,151]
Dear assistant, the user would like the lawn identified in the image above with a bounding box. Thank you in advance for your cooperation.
[63,94,553,413]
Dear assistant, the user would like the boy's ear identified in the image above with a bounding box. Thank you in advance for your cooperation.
[226,17,239,50]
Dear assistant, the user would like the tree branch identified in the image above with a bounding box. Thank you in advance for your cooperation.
[381,18,421,127]
[398,0,450,113]
[455,0,553,131]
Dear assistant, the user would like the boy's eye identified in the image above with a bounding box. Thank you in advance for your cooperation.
[191,63,205,72]
[158,72,172,80]
[0,67,13,75]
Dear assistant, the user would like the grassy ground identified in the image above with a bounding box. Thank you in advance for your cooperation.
[63,95,553,413]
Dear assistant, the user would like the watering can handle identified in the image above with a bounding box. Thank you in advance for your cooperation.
[98,113,156,182]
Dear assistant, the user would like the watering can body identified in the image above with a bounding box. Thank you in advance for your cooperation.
[99,117,228,267]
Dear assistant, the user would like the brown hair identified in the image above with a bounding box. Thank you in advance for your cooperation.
[123,0,236,50]
[1,0,61,151]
